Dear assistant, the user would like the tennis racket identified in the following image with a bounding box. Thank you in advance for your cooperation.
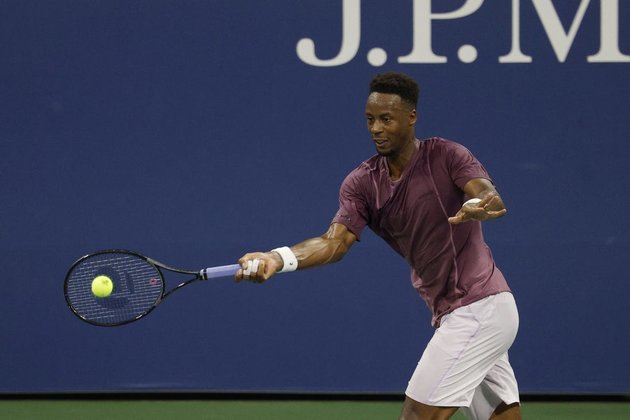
[64,249,240,327]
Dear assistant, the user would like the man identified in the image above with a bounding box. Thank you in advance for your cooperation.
[236,72,521,420]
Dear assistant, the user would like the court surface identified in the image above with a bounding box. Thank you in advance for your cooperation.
[1,399,628,419]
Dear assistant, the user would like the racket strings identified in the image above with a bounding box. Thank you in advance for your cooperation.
[65,252,164,326]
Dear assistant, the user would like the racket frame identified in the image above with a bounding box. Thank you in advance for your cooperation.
[64,249,205,327]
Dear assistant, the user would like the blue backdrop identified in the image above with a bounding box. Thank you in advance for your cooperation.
[1,0,629,394]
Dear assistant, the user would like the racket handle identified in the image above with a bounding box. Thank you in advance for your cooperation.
[200,264,240,280]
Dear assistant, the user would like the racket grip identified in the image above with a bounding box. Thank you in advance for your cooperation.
[200,264,241,280]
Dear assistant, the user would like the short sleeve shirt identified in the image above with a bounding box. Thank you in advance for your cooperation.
[331,137,511,327]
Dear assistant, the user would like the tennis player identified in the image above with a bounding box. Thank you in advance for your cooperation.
[237,72,521,420]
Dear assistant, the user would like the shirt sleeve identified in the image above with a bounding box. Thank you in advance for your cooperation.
[446,141,491,190]
[331,170,370,240]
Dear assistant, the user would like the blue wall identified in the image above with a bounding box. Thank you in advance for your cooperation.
[1,0,629,394]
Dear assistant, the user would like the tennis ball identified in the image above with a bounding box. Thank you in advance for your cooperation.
[91,275,114,298]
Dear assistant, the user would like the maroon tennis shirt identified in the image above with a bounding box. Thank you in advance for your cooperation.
[332,137,511,327]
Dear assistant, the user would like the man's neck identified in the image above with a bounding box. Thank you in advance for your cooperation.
[387,138,418,181]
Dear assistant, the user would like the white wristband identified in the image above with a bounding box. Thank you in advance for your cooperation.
[271,246,298,273]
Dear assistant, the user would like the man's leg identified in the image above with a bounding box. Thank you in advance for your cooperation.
[400,396,458,420]
[405,293,519,419]
[490,402,521,419]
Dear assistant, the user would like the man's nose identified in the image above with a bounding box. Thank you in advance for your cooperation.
[370,121,383,133]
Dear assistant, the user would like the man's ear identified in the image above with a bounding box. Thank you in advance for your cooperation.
[409,108,417,126]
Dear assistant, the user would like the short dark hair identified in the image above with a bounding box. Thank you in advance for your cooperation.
[369,72,419,108]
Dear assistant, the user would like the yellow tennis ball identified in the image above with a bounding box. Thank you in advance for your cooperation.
[91,275,113,298]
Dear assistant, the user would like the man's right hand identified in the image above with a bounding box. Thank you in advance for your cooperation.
[236,251,283,283]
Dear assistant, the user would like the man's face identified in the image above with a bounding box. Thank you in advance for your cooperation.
[365,92,416,157]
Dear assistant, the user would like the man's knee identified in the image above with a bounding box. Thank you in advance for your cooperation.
[400,396,458,420]
[490,402,521,419]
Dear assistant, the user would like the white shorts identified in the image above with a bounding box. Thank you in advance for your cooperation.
[405,292,520,419]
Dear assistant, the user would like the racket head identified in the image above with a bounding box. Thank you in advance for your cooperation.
[64,249,165,326]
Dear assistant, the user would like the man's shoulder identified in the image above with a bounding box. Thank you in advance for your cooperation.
[339,155,382,194]
[421,136,463,149]
[420,136,474,161]
[347,154,381,177]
